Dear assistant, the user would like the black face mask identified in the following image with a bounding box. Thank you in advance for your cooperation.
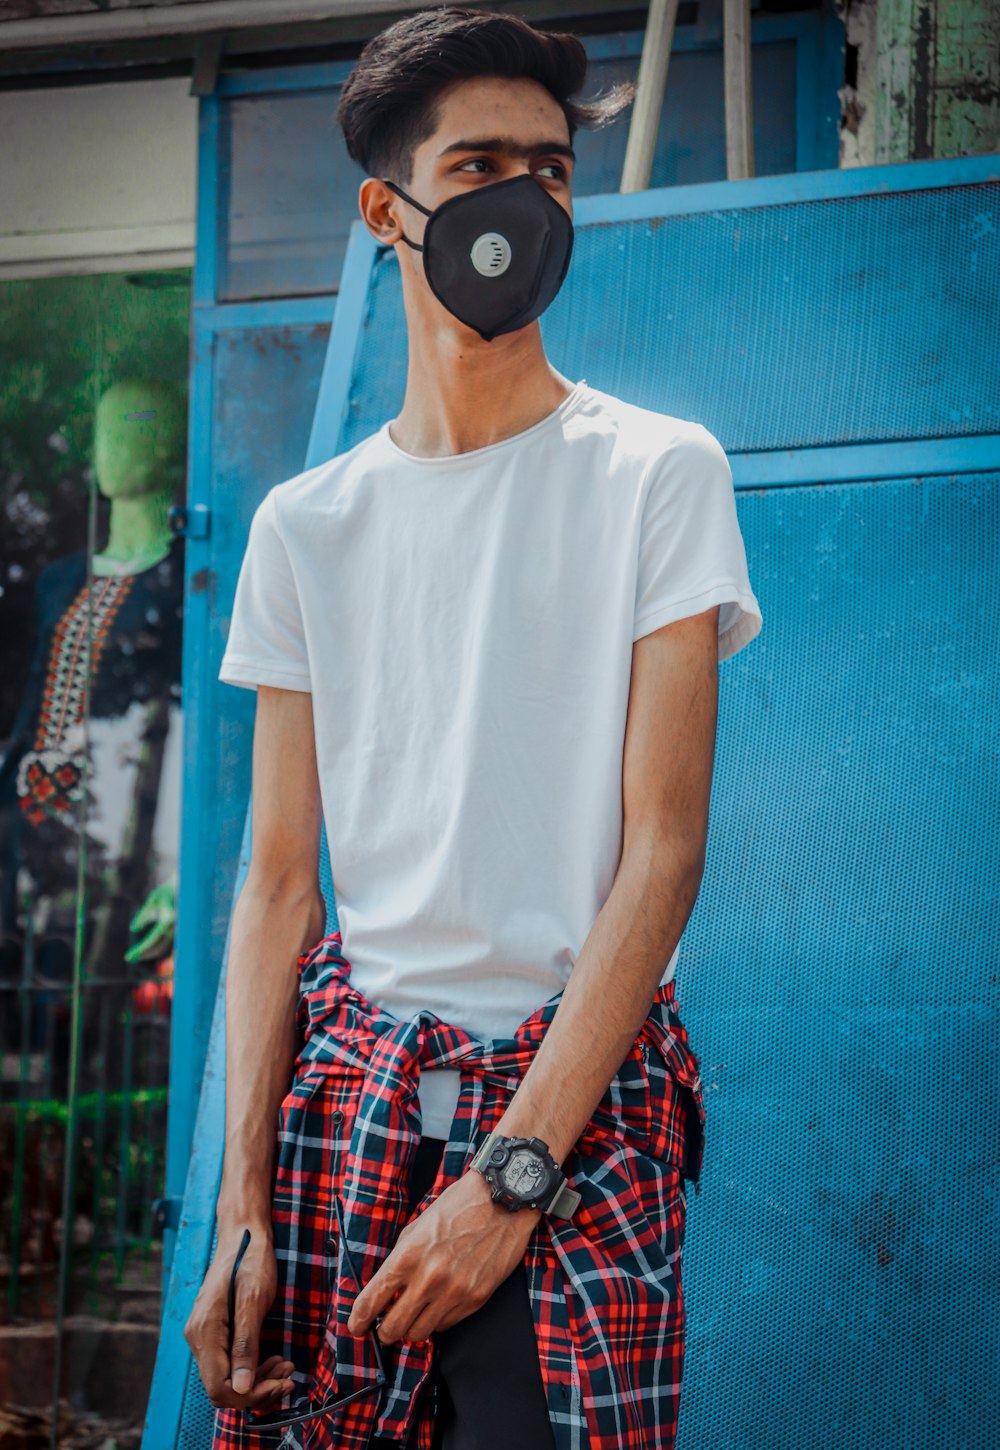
[382,172,574,343]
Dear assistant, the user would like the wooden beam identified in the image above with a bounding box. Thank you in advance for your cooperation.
[619,0,682,194]
[723,0,755,179]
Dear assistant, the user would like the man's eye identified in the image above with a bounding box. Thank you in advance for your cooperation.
[458,158,494,173]
[536,163,567,180]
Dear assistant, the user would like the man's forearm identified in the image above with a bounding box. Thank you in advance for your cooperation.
[489,833,704,1166]
[216,872,327,1234]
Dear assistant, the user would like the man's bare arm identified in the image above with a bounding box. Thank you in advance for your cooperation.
[216,683,328,1232]
[491,605,720,1163]
[186,683,325,1410]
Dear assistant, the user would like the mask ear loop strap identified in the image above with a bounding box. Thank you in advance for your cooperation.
[381,179,430,251]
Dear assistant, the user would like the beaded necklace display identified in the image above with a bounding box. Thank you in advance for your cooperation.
[16,572,136,827]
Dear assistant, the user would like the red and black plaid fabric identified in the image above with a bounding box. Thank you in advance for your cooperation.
[213,929,706,1450]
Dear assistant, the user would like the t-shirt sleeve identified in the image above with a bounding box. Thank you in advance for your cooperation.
[633,423,762,661]
[218,487,312,693]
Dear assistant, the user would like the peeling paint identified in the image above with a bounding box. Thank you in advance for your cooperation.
[844,0,1000,165]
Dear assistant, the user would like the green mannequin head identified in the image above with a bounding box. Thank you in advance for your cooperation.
[93,379,187,501]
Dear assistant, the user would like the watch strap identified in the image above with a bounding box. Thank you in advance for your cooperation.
[469,1129,502,1175]
[544,1177,582,1218]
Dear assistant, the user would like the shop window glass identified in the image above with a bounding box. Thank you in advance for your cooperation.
[0,269,191,1331]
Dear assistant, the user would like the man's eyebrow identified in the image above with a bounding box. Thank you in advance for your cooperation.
[437,137,576,161]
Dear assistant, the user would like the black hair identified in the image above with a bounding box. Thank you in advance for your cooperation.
[336,5,635,185]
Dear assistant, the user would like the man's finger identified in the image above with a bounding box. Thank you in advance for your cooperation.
[224,1371,295,1406]
[229,1275,262,1395]
[258,1354,293,1378]
[348,1260,403,1335]
[199,1334,295,1410]
[215,1347,297,1408]
[377,1289,434,1345]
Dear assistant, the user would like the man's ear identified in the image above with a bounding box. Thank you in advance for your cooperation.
[359,177,404,247]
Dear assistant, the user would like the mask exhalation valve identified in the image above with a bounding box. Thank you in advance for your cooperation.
[470,232,512,277]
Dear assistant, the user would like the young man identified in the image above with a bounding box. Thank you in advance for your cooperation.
[185,8,761,1450]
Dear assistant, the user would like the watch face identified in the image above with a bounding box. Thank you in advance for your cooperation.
[499,1148,549,1200]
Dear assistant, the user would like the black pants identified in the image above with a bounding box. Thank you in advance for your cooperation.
[370,1135,557,1450]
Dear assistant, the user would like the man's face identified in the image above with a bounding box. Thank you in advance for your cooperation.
[400,73,575,231]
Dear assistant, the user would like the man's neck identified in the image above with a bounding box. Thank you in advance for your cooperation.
[389,319,575,459]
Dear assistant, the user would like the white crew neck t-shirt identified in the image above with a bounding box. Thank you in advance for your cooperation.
[219,379,762,1139]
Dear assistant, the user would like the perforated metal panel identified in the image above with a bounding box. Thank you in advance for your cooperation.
[177,1358,218,1450]
[676,470,997,1448]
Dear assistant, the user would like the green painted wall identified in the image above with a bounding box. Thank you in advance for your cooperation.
[874,0,1000,161]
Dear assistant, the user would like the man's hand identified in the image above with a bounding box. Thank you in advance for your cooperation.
[346,1168,540,1343]
[184,1225,297,1412]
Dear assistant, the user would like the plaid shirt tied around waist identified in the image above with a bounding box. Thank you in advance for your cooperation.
[213,931,706,1450]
